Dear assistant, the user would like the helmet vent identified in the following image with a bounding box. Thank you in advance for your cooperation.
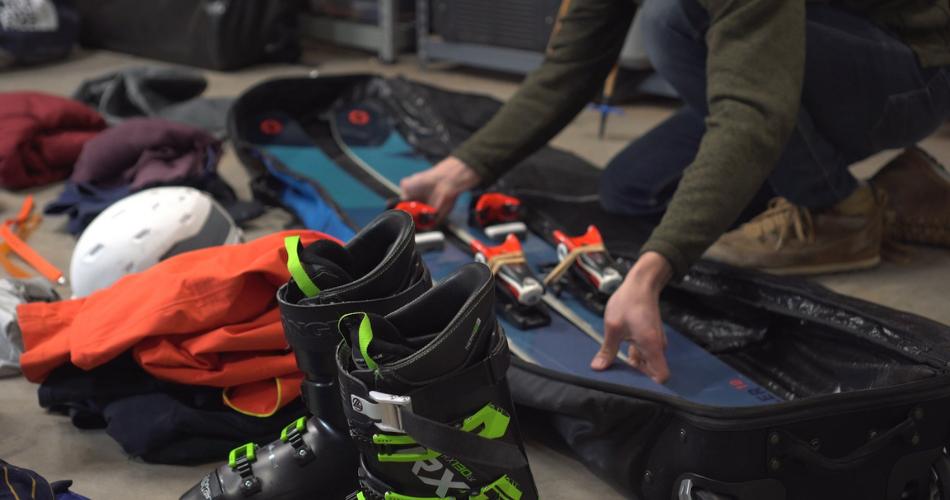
[133,228,151,242]
[85,244,104,262]
[180,213,193,224]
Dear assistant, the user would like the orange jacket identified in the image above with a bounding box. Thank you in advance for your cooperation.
[19,230,332,417]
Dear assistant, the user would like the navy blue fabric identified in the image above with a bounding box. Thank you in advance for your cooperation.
[0,460,90,500]
[43,181,129,235]
[56,491,92,500]
[0,0,79,69]
[601,0,950,215]
[38,354,308,465]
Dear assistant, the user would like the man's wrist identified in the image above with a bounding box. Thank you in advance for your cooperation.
[628,251,674,295]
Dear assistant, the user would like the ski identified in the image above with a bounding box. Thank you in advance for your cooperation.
[244,103,781,407]
[327,108,633,362]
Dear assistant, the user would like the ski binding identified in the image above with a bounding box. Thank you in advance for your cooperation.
[545,225,623,316]
[472,234,551,329]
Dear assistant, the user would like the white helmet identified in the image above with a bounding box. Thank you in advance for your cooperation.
[70,187,243,298]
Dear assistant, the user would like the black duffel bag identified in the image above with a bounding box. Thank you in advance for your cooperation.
[74,0,300,70]
[0,0,79,68]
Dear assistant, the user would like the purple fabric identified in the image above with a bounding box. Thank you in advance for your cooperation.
[71,118,221,191]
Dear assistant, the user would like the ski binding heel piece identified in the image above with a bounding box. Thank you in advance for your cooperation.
[472,234,551,329]
[546,225,623,315]
[393,201,438,232]
[470,193,522,228]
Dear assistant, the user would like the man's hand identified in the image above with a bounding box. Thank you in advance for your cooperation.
[400,157,482,220]
[591,251,674,383]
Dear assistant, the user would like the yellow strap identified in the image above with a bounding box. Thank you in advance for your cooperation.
[543,243,607,287]
[483,252,529,275]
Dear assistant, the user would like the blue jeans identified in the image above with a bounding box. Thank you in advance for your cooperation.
[600,0,950,216]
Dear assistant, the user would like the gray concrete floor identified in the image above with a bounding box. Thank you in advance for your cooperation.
[1,44,949,499]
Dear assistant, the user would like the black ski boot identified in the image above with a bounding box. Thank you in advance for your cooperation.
[180,210,432,500]
[337,262,540,500]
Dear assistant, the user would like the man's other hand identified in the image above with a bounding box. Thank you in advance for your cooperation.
[591,251,674,384]
[399,156,481,220]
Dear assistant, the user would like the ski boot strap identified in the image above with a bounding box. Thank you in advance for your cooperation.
[278,275,431,353]
[543,242,608,288]
[337,339,526,470]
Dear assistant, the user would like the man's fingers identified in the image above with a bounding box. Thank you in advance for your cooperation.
[399,175,418,201]
[626,344,642,369]
[592,317,626,371]
[644,355,671,384]
[432,189,456,222]
[637,330,671,384]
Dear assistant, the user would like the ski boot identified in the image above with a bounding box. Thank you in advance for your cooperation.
[337,262,540,500]
[180,210,433,500]
[472,234,551,329]
[547,225,623,315]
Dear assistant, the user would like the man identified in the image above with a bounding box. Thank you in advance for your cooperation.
[400,0,950,383]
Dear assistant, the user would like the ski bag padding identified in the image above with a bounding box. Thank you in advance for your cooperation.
[228,74,950,500]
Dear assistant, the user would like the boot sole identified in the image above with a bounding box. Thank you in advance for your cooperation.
[885,229,950,248]
[758,255,881,276]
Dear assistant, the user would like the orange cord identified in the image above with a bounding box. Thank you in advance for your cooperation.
[0,196,64,283]
[0,213,41,278]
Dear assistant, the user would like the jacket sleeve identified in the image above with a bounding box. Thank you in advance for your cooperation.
[641,0,806,277]
[450,0,638,183]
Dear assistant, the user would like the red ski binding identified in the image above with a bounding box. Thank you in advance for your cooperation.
[393,201,438,232]
[548,225,623,315]
[472,234,550,329]
[471,193,521,228]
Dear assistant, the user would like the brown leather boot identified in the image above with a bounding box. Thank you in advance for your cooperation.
[871,146,950,247]
[703,186,885,275]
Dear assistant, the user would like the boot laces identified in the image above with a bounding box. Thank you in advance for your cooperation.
[748,197,815,249]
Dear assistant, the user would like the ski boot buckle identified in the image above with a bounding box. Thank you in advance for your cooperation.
[369,391,413,433]
[228,443,262,496]
[280,417,315,466]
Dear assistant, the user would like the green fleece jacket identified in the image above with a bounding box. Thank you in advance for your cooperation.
[451,0,950,277]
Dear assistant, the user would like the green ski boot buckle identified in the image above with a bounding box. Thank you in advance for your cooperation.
[228,443,262,496]
[279,417,315,466]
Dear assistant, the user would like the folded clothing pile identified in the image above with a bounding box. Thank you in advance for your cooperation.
[0,92,106,190]
[45,118,262,234]
[18,231,332,463]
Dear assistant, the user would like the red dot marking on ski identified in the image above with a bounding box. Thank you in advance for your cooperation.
[260,119,283,135]
[349,110,371,126]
